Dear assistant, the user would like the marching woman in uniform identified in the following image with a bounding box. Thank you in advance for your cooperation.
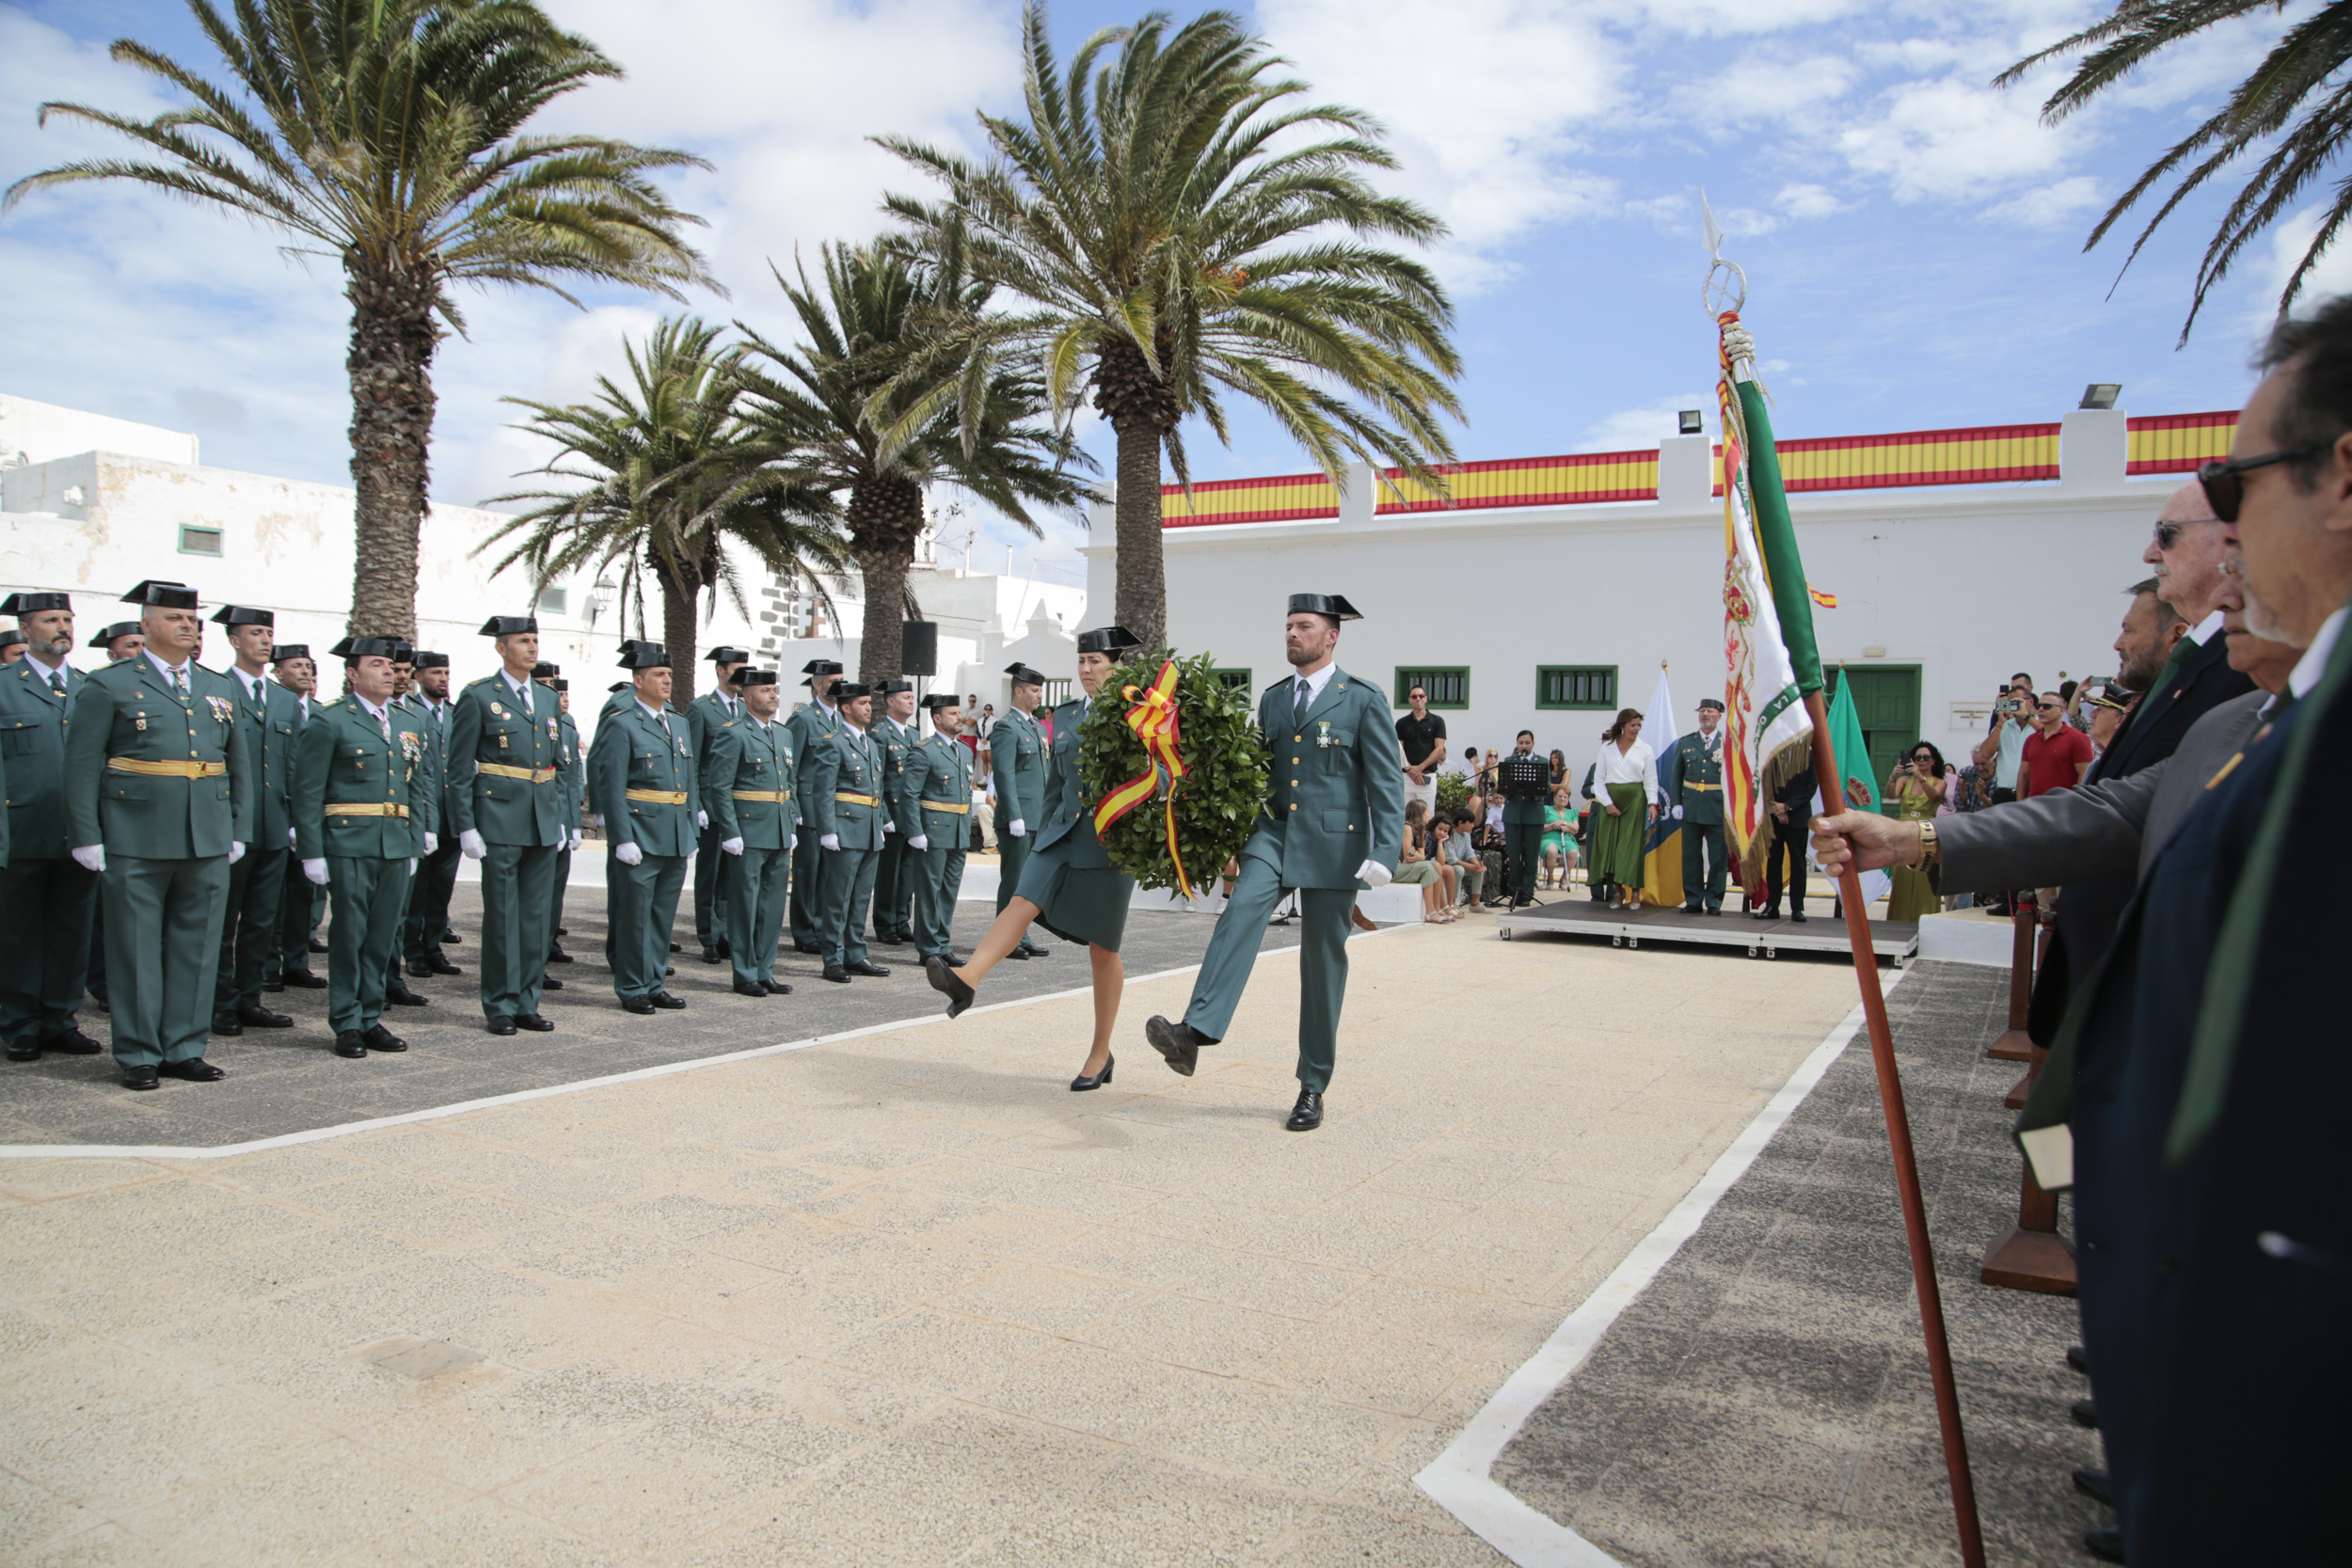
[925,626,1143,1090]
[1590,707,1661,911]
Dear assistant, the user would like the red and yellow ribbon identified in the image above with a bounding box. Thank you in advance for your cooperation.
[1091,659,1195,897]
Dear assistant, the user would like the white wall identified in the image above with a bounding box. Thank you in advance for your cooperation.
[0,391,198,468]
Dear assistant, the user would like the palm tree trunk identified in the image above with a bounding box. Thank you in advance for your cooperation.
[661,572,700,705]
[344,263,437,639]
[856,545,913,684]
[1112,417,1167,650]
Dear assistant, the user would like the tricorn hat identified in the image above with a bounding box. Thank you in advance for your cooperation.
[210,605,273,627]
[551,678,570,692]
[1287,593,1360,622]
[329,636,400,660]
[801,658,842,675]
[607,681,629,693]
[1003,661,1047,686]
[834,681,873,700]
[876,679,914,695]
[269,643,310,664]
[479,615,537,637]
[734,670,778,688]
[921,692,961,712]
[122,579,199,610]
[0,591,71,616]
[531,661,560,679]
[707,646,750,664]
[1074,625,1143,656]
[91,621,141,648]
[617,642,672,670]
[389,641,415,663]
[412,651,449,670]
[0,629,25,650]
[1697,696,1724,712]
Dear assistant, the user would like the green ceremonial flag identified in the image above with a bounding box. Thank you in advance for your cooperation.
[1825,673,1876,813]
[1736,379,1823,695]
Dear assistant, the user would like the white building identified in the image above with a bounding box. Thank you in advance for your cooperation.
[1085,404,2233,787]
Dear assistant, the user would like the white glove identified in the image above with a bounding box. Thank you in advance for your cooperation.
[882,821,895,833]
[721,836,744,856]
[408,857,418,875]
[422,832,438,853]
[228,841,246,865]
[789,832,798,850]
[569,828,582,852]
[1672,805,1684,821]
[1357,858,1392,889]
[287,826,298,847]
[1009,818,1025,837]
[614,841,644,866]
[459,829,486,860]
[908,833,929,851]
[820,832,840,851]
[72,845,104,874]
[303,857,328,885]
[697,809,709,830]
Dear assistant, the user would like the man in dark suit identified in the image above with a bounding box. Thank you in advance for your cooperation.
[0,592,102,1063]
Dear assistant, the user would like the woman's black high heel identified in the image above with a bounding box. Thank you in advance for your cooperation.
[926,956,975,1020]
[1070,1053,1114,1092]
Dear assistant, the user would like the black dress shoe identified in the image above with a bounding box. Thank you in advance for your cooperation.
[362,1023,407,1053]
[1285,1088,1324,1132]
[1682,903,1703,914]
[716,939,730,959]
[1070,1053,1114,1091]
[237,1006,293,1029]
[2074,1466,2113,1505]
[40,1027,103,1055]
[423,953,461,976]
[845,959,890,977]
[553,927,565,938]
[873,931,903,945]
[648,990,686,1010]
[547,943,573,964]
[7,1040,41,1063]
[441,930,462,944]
[925,956,975,1019]
[405,957,434,978]
[734,978,771,997]
[123,1064,160,1089]
[540,975,564,991]
[1790,911,1808,923]
[308,937,330,954]
[282,970,328,989]
[485,1015,518,1036]
[795,941,825,955]
[2067,1344,2091,1376]
[513,1013,555,1032]
[211,1011,245,1037]
[260,979,285,993]
[332,1031,368,1058]
[665,965,675,976]
[700,945,725,964]
[762,978,792,996]
[2085,1526,2125,1563]
[1021,941,1052,957]
[385,982,430,1006]
[1143,1015,1204,1077]
[821,964,852,984]
[621,995,657,1015]
[1002,944,1030,960]
[160,1058,226,1082]
[2072,1398,2099,1429]
[668,941,681,953]
[1752,907,1778,921]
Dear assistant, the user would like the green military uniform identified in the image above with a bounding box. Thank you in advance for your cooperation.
[0,597,100,1061]
[705,680,794,992]
[1663,714,1728,912]
[1162,598,1403,1117]
[212,626,305,1027]
[266,654,328,987]
[379,668,437,1000]
[82,621,147,1013]
[1493,745,1550,906]
[548,691,583,964]
[403,657,464,968]
[806,693,886,974]
[897,711,973,962]
[589,660,700,1005]
[687,655,748,957]
[62,585,252,1078]
[990,676,1050,957]
[870,695,918,943]
[785,662,846,950]
[445,620,569,1028]
[1014,688,1135,950]
[294,654,435,1050]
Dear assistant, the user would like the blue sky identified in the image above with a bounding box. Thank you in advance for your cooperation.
[2,0,2330,583]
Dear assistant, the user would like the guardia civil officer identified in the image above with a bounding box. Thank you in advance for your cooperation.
[447,615,568,1036]
[990,663,1051,959]
[0,591,103,1063]
[1664,697,1729,914]
[545,674,583,969]
[688,646,749,962]
[1143,595,1404,1131]
[1495,730,1550,906]
[80,618,146,1015]
[806,681,890,984]
[205,605,303,1038]
[403,650,464,974]
[296,638,437,1057]
[870,679,919,944]
[264,644,329,992]
[899,694,974,968]
[704,669,796,997]
[63,581,251,1090]
[373,641,437,1008]
[785,658,845,952]
[591,641,699,1012]
[90,621,144,662]
[0,630,24,664]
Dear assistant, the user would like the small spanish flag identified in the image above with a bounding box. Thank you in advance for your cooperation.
[1808,585,1838,609]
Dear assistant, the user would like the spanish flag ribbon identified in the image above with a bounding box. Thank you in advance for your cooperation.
[1091,659,1195,898]
[1808,584,1838,609]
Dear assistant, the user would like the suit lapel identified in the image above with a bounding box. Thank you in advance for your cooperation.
[1301,667,1352,729]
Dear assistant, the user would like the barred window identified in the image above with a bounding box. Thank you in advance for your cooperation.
[1394,667,1469,709]
[1536,665,1617,709]
[1212,668,1252,694]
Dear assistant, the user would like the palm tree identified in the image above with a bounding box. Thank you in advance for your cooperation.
[735,242,1091,683]
[877,5,1463,649]
[1999,2,2352,339]
[5,0,714,637]
[482,316,845,705]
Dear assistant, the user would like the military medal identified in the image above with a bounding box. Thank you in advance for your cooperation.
[490,702,505,718]
[1316,721,1333,749]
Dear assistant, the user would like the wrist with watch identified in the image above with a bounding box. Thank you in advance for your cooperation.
[1912,820,1938,869]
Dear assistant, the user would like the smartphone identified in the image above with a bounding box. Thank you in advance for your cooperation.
[1995,700,2021,714]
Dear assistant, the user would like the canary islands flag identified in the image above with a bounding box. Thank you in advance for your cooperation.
[1640,664,1684,908]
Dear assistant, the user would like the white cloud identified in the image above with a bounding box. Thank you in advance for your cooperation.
[2245,207,2352,324]
[1837,74,2084,204]
[1576,395,1712,451]
[1774,182,1845,219]
[1982,173,2102,229]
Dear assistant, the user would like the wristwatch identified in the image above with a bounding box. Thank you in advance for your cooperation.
[1914,819,1939,869]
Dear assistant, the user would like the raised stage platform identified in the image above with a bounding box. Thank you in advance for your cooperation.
[1493,897,1917,964]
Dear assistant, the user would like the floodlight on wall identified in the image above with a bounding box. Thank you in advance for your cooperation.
[1677,409,1704,435]
[2079,383,2122,410]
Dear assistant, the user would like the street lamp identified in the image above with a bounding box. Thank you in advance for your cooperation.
[587,578,617,626]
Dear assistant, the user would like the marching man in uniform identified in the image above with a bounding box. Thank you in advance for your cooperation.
[589,641,699,1014]
[64,581,250,1091]
[703,669,795,998]
[0,591,103,1065]
[990,663,1051,960]
[208,604,302,1038]
[806,682,889,985]
[688,646,749,963]
[1144,594,1404,1132]
[898,694,974,969]
[295,637,437,1058]
[786,658,844,953]
[1664,696,1729,914]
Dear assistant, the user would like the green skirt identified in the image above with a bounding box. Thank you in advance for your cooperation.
[1887,863,1939,923]
[1014,837,1135,953]
[1591,783,1649,888]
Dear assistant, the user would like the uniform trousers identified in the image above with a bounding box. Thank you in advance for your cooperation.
[478,843,557,1019]
[911,842,966,958]
[722,845,791,987]
[692,825,726,946]
[1502,819,1541,904]
[214,844,287,1016]
[404,836,462,960]
[787,829,824,948]
[1761,819,1806,915]
[609,850,687,998]
[1680,819,1728,910]
[276,856,325,979]
[548,844,572,958]
[1182,856,1355,1093]
[995,818,1041,950]
[87,885,109,1004]
[103,853,230,1069]
[0,856,97,1044]
[820,845,880,968]
[326,856,409,1034]
[874,831,914,941]
[383,865,414,992]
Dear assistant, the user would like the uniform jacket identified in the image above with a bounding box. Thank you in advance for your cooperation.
[1031,697,1111,867]
[896,732,974,845]
[294,696,434,861]
[874,716,915,832]
[990,708,1047,823]
[805,722,886,850]
[1492,748,1551,827]
[222,668,305,853]
[63,655,251,859]
[0,657,87,861]
[704,715,795,850]
[687,690,745,817]
[1248,666,1406,889]
[1663,728,1727,825]
[556,711,584,829]
[787,701,847,829]
[444,672,568,847]
[589,700,700,859]
[407,695,463,831]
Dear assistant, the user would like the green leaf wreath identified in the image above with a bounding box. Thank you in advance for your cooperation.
[1076,649,1269,894]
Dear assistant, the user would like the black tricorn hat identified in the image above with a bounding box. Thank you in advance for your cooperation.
[801,657,843,676]
[876,679,914,695]
[734,670,778,688]
[531,661,560,678]
[551,678,570,691]
[607,681,629,693]
[0,591,71,615]
[921,692,961,712]
[1074,625,1143,656]
[412,651,449,670]
[122,579,199,610]
[269,643,310,664]
[1287,593,1360,622]
[0,629,25,649]
[618,641,672,670]
[91,621,141,648]
[707,646,750,664]
[389,641,415,662]
[329,636,400,660]
[1003,661,1047,686]
[479,615,538,637]
[834,681,873,700]
[210,605,273,627]
[1697,696,1724,712]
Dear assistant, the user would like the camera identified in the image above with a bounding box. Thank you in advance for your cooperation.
[1995,700,2021,714]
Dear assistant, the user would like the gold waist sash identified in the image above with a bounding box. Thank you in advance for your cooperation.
[1682,781,1721,791]
[477,762,557,783]
[108,757,226,779]
[731,789,791,803]
[325,802,408,818]
[834,791,879,807]
[627,788,688,805]
[921,800,970,814]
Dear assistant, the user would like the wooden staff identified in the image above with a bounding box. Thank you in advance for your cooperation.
[1807,690,1985,1568]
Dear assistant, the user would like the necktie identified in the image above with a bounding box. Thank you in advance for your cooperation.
[171,666,186,699]
[1295,679,1311,721]
[49,671,65,699]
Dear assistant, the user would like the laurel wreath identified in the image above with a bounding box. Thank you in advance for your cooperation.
[1075,649,1270,894]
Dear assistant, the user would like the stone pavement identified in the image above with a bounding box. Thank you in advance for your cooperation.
[3,919,1888,1565]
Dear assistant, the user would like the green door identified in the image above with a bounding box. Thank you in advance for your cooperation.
[1827,666,1923,816]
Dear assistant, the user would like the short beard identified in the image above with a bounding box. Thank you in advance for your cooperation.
[1286,641,1327,668]
[2118,650,2164,691]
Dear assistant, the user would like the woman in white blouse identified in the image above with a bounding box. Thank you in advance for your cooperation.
[1589,708,1663,911]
